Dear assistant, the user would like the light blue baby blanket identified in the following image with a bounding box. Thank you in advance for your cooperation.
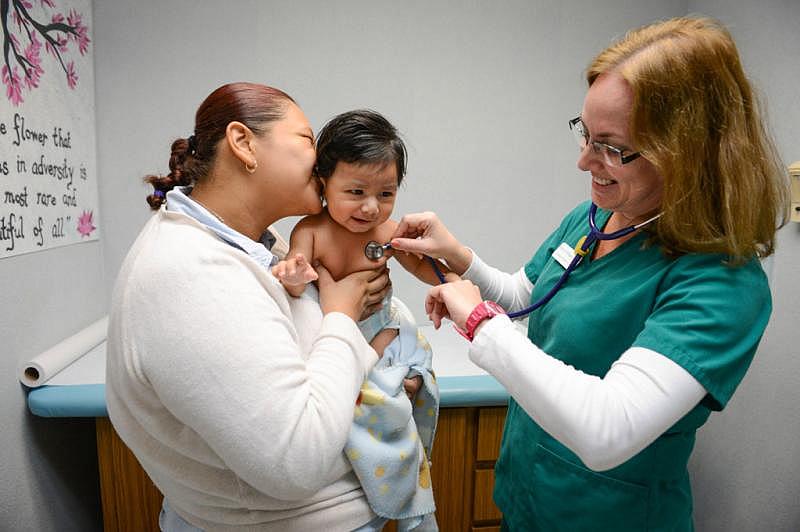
[346,308,440,531]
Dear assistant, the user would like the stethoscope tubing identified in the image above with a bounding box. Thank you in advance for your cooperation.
[507,251,584,318]
[426,256,448,284]
[506,204,661,318]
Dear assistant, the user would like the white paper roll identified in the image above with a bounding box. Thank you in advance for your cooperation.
[19,316,108,388]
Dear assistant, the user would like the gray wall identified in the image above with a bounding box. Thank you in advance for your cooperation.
[3,1,798,530]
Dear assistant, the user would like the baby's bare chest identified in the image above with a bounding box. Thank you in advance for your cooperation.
[314,225,393,281]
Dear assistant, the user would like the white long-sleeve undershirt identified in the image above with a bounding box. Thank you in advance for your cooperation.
[461,250,533,313]
[461,251,707,471]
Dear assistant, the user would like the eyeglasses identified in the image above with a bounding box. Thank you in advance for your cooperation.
[568,116,640,167]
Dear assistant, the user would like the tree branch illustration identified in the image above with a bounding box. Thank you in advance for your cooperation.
[1,0,90,105]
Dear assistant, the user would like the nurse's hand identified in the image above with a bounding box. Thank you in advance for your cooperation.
[316,261,391,322]
[425,279,483,330]
[390,212,473,275]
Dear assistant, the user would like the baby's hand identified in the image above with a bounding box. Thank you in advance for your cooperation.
[403,376,423,400]
[271,253,319,286]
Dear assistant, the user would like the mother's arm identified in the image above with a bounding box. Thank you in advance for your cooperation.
[140,255,383,500]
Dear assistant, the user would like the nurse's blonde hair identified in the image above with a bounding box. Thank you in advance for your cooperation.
[587,16,789,261]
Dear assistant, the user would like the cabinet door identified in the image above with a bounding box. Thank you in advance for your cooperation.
[431,407,477,531]
[96,418,163,532]
[473,469,502,522]
[474,407,506,528]
[476,407,506,462]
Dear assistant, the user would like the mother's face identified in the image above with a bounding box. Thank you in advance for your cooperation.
[255,103,322,217]
[577,72,663,224]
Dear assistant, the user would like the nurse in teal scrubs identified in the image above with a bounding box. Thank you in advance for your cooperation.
[390,16,790,531]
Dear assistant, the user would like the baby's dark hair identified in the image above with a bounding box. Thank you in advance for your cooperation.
[315,110,407,185]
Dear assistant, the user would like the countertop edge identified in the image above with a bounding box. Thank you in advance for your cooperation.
[27,376,509,418]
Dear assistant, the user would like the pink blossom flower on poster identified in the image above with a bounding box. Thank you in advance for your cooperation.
[23,63,43,90]
[75,25,90,55]
[77,211,96,237]
[1,0,91,105]
[23,34,44,89]
[65,61,76,89]
[56,34,68,52]
[25,32,42,58]
[66,8,80,27]
[2,66,24,106]
[45,33,68,56]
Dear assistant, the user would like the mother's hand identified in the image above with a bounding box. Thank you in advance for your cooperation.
[390,212,473,275]
[315,261,391,322]
[358,265,392,321]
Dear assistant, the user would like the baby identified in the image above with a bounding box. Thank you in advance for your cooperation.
[273,109,442,530]
[272,109,446,356]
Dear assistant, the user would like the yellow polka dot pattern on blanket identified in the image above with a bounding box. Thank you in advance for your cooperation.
[416,330,431,351]
[367,427,383,441]
[359,383,386,405]
[419,452,432,489]
[347,448,361,460]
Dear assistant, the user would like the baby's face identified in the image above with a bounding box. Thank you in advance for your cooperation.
[323,161,398,233]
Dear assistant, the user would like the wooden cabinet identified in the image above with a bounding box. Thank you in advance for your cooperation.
[347,406,507,532]
[96,406,507,532]
[96,417,163,532]
[429,407,506,531]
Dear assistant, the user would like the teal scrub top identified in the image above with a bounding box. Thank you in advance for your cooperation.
[494,201,771,531]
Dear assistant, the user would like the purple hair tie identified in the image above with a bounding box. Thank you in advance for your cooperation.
[187,134,197,156]
[153,189,166,199]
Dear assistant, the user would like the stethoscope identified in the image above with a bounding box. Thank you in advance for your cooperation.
[365,203,662,319]
[364,240,448,284]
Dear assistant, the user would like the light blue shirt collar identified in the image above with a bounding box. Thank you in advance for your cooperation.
[165,186,278,268]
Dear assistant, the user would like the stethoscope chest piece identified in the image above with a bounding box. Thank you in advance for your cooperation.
[365,240,392,260]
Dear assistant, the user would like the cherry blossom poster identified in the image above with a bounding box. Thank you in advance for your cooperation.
[0,0,98,258]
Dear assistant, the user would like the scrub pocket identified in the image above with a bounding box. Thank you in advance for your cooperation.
[529,444,650,531]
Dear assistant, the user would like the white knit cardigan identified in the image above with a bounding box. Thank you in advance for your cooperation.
[106,209,378,531]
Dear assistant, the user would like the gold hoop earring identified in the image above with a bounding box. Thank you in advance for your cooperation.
[245,159,258,174]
